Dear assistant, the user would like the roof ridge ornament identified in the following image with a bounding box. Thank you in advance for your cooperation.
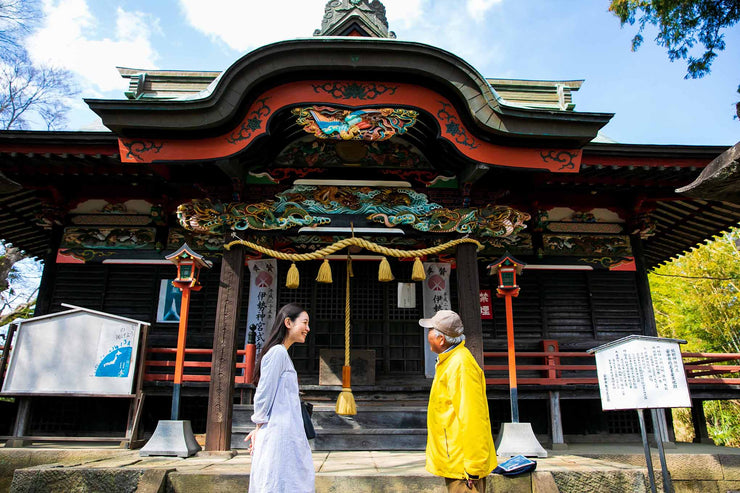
[315,0,396,38]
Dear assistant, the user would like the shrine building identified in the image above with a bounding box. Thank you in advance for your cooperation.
[0,0,738,450]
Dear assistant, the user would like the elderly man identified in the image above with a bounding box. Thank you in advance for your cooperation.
[419,309,496,492]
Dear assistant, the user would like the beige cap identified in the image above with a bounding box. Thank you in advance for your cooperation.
[419,310,464,338]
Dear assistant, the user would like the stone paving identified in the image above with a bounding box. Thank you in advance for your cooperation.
[5,443,740,492]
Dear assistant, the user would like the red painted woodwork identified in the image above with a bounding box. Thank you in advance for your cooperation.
[0,144,119,155]
[141,347,740,387]
[118,80,583,173]
[542,340,560,379]
[609,258,637,271]
[581,154,709,169]
[241,344,256,384]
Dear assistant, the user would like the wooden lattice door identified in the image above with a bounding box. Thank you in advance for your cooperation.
[278,259,424,378]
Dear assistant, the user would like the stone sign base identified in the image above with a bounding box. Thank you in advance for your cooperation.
[495,422,548,458]
[139,420,201,458]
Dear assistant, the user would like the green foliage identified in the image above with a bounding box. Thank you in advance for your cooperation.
[649,227,740,446]
[671,408,695,442]
[0,299,34,328]
[609,0,740,79]
[705,400,740,447]
[649,228,740,352]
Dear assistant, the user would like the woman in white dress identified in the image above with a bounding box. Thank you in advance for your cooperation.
[244,303,315,493]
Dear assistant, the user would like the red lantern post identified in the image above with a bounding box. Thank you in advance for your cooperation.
[488,253,525,423]
[489,253,547,458]
[165,243,212,420]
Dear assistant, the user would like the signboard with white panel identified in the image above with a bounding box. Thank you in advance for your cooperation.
[589,335,691,411]
[2,306,147,396]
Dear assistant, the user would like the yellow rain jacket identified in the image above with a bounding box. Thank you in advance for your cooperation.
[426,341,497,479]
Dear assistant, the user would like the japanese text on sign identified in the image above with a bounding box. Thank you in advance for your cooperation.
[593,338,691,410]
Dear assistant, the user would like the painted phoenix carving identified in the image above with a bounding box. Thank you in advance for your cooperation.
[292,106,417,141]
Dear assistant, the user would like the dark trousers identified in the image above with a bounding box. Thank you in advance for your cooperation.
[445,477,487,492]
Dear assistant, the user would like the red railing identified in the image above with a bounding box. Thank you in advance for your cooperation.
[484,351,597,385]
[144,347,253,384]
[683,353,740,384]
[483,351,740,386]
[141,346,740,387]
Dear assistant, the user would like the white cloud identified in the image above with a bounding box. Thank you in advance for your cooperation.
[179,0,428,52]
[383,0,424,32]
[466,0,503,19]
[25,0,160,93]
[178,0,323,52]
[385,1,505,72]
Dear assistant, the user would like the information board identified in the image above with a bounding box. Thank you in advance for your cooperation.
[591,335,691,410]
[1,307,146,396]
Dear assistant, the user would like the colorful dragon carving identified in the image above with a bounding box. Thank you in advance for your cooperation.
[292,106,418,141]
[369,205,529,237]
[176,198,330,234]
[178,185,530,241]
[544,234,631,256]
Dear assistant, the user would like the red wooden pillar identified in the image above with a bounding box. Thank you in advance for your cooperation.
[205,243,244,451]
[242,326,256,384]
[542,339,560,380]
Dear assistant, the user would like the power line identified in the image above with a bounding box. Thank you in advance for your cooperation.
[651,272,740,281]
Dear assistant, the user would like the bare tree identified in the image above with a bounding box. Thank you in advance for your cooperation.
[0,1,65,330]
[0,0,77,130]
[0,0,37,48]
[0,244,25,292]
[0,242,38,328]
[0,51,77,130]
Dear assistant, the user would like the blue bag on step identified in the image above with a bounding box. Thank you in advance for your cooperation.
[493,455,537,476]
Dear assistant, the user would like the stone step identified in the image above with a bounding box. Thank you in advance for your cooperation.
[232,403,428,450]
[11,447,707,493]
[230,428,427,451]
[312,429,426,450]
[231,427,427,435]
[294,382,432,405]
[233,404,427,428]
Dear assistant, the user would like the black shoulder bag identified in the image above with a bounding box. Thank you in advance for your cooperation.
[300,401,316,440]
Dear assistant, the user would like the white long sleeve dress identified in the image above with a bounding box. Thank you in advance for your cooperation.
[249,344,315,493]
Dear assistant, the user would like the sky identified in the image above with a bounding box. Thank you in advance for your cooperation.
[19,0,740,145]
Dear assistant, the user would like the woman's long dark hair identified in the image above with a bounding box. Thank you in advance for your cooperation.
[253,303,306,386]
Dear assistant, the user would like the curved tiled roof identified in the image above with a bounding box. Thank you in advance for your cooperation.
[86,38,612,148]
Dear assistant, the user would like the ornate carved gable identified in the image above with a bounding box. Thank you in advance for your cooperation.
[314,0,395,38]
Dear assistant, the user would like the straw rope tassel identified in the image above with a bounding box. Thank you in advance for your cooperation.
[316,258,333,283]
[286,262,300,289]
[336,257,357,416]
[411,257,426,281]
[378,256,394,282]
